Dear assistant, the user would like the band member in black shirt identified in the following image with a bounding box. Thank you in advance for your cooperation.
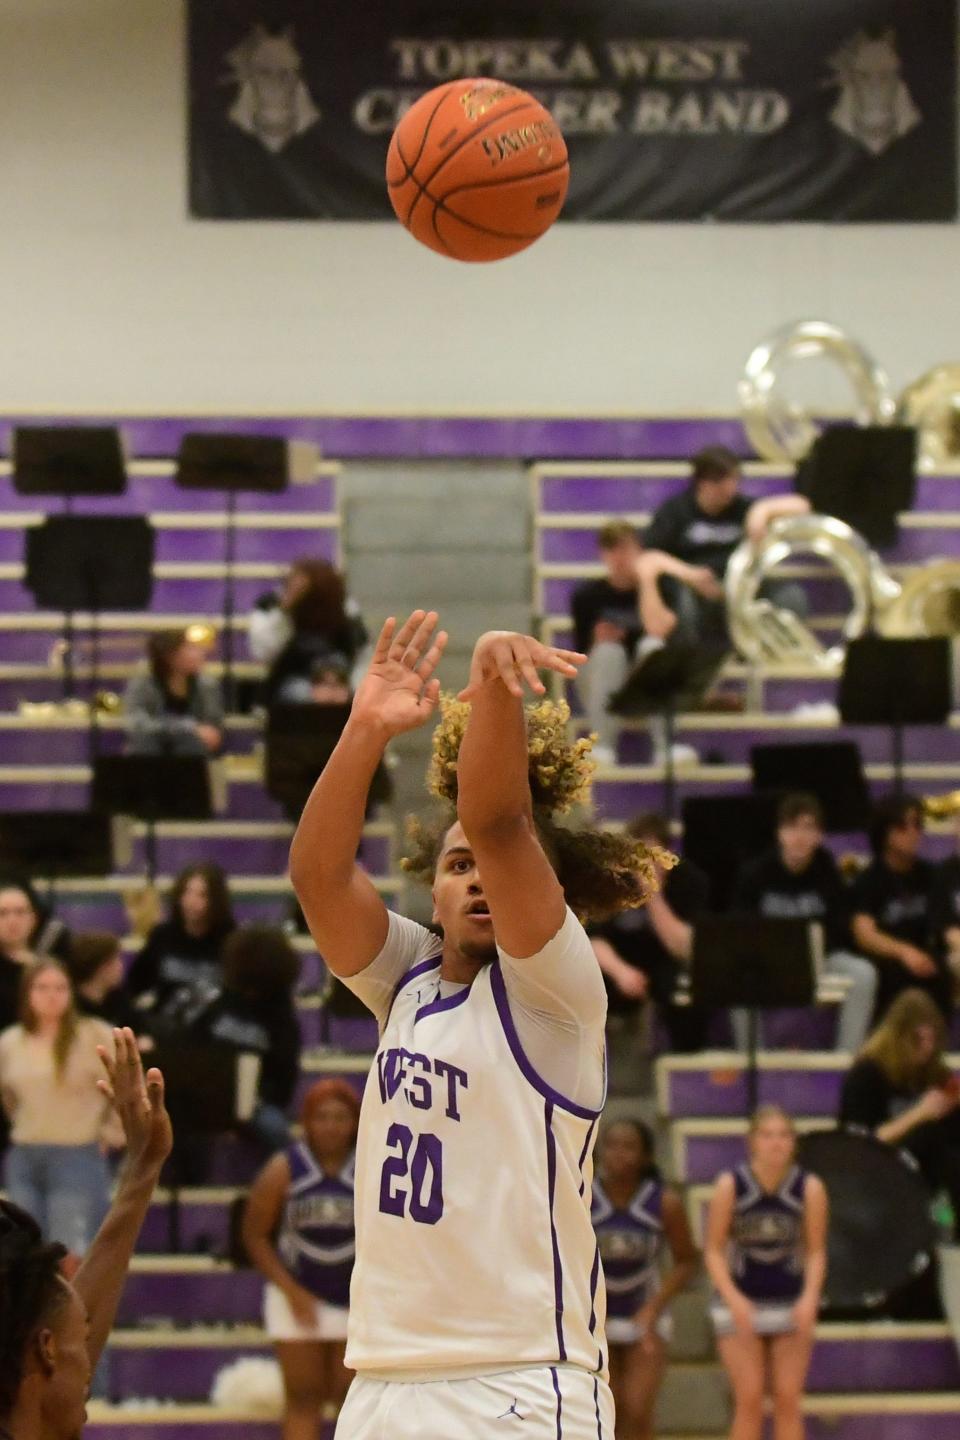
[591,813,712,1053]
[850,795,949,1019]
[733,793,877,1052]
[571,520,706,768]
[644,447,810,648]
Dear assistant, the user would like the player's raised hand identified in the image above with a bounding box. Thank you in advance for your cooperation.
[459,630,585,701]
[97,1027,172,1175]
[352,610,448,737]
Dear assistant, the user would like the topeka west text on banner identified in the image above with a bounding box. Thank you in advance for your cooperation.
[188,0,957,223]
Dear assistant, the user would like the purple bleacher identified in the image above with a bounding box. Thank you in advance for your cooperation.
[0,724,258,765]
[593,773,960,823]
[0,470,337,513]
[138,1199,235,1254]
[0,415,752,460]
[109,1341,269,1401]
[0,776,286,819]
[664,1065,847,1120]
[56,893,290,933]
[536,470,960,515]
[541,531,959,575]
[804,1416,960,1440]
[812,1336,960,1392]
[117,1269,264,1326]
[0,576,290,614]
[126,829,389,877]
[0,525,334,566]
[618,723,960,767]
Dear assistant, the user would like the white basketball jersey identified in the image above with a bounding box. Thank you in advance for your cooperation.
[346,952,608,1378]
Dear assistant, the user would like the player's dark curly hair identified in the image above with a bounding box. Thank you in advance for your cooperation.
[402,696,675,922]
[0,1200,68,1419]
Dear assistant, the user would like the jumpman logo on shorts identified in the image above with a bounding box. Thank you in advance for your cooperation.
[497,1397,524,1420]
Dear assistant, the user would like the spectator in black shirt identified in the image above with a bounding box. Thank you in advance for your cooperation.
[840,988,960,1239]
[644,447,810,649]
[733,793,877,1052]
[591,813,712,1053]
[128,862,236,1017]
[67,931,142,1035]
[571,520,703,767]
[189,924,301,1155]
[0,882,72,1033]
[850,795,949,1019]
[125,627,224,757]
[929,823,960,1001]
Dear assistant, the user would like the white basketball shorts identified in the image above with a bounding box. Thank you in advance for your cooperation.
[335,1364,615,1439]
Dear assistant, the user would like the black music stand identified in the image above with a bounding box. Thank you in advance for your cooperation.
[0,811,113,911]
[153,1039,259,1252]
[795,424,916,548]
[691,914,820,1113]
[265,703,392,820]
[14,428,130,699]
[24,516,154,729]
[751,740,872,833]
[175,435,307,709]
[607,640,722,818]
[681,793,779,911]
[838,636,952,795]
[13,426,127,501]
[91,755,212,882]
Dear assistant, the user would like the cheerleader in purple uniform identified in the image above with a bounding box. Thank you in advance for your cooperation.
[593,1120,698,1440]
[243,1079,360,1440]
[705,1106,828,1440]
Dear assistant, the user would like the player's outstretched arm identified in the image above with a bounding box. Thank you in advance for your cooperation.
[290,610,447,977]
[74,1028,173,1368]
[456,630,585,958]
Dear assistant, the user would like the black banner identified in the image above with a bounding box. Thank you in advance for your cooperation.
[188,0,957,222]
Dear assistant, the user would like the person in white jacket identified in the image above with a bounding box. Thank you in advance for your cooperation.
[249,559,369,703]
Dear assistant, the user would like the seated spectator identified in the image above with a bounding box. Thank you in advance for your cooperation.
[128,862,236,1017]
[929,815,960,1000]
[591,812,711,1054]
[159,925,301,1160]
[850,795,949,1019]
[571,520,702,767]
[67,931,141,1034]
[125,628,223,757]
[0,882,72,1034]
[732,793,877,1053]
[0,960,121,1259]
[840,988,960,1239]
[644,446,810,650]
[249,557,368,705]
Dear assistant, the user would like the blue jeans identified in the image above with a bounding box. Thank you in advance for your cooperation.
[5,1142,110,1254]
[669,576,808,650]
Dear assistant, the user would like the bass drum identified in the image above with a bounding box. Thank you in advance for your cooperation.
[798,1128,935,1310]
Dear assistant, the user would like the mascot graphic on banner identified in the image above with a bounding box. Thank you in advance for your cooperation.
[224,25,320,153]
[825,29,921,156]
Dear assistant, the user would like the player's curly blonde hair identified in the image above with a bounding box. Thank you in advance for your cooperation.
[402,695,675,922]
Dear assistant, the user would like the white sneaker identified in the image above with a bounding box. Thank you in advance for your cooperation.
[590,743,617,768]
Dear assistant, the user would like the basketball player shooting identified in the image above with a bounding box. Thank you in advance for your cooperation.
[290,610,670,1440]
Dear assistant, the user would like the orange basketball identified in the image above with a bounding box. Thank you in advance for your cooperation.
[386,78,569,263]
